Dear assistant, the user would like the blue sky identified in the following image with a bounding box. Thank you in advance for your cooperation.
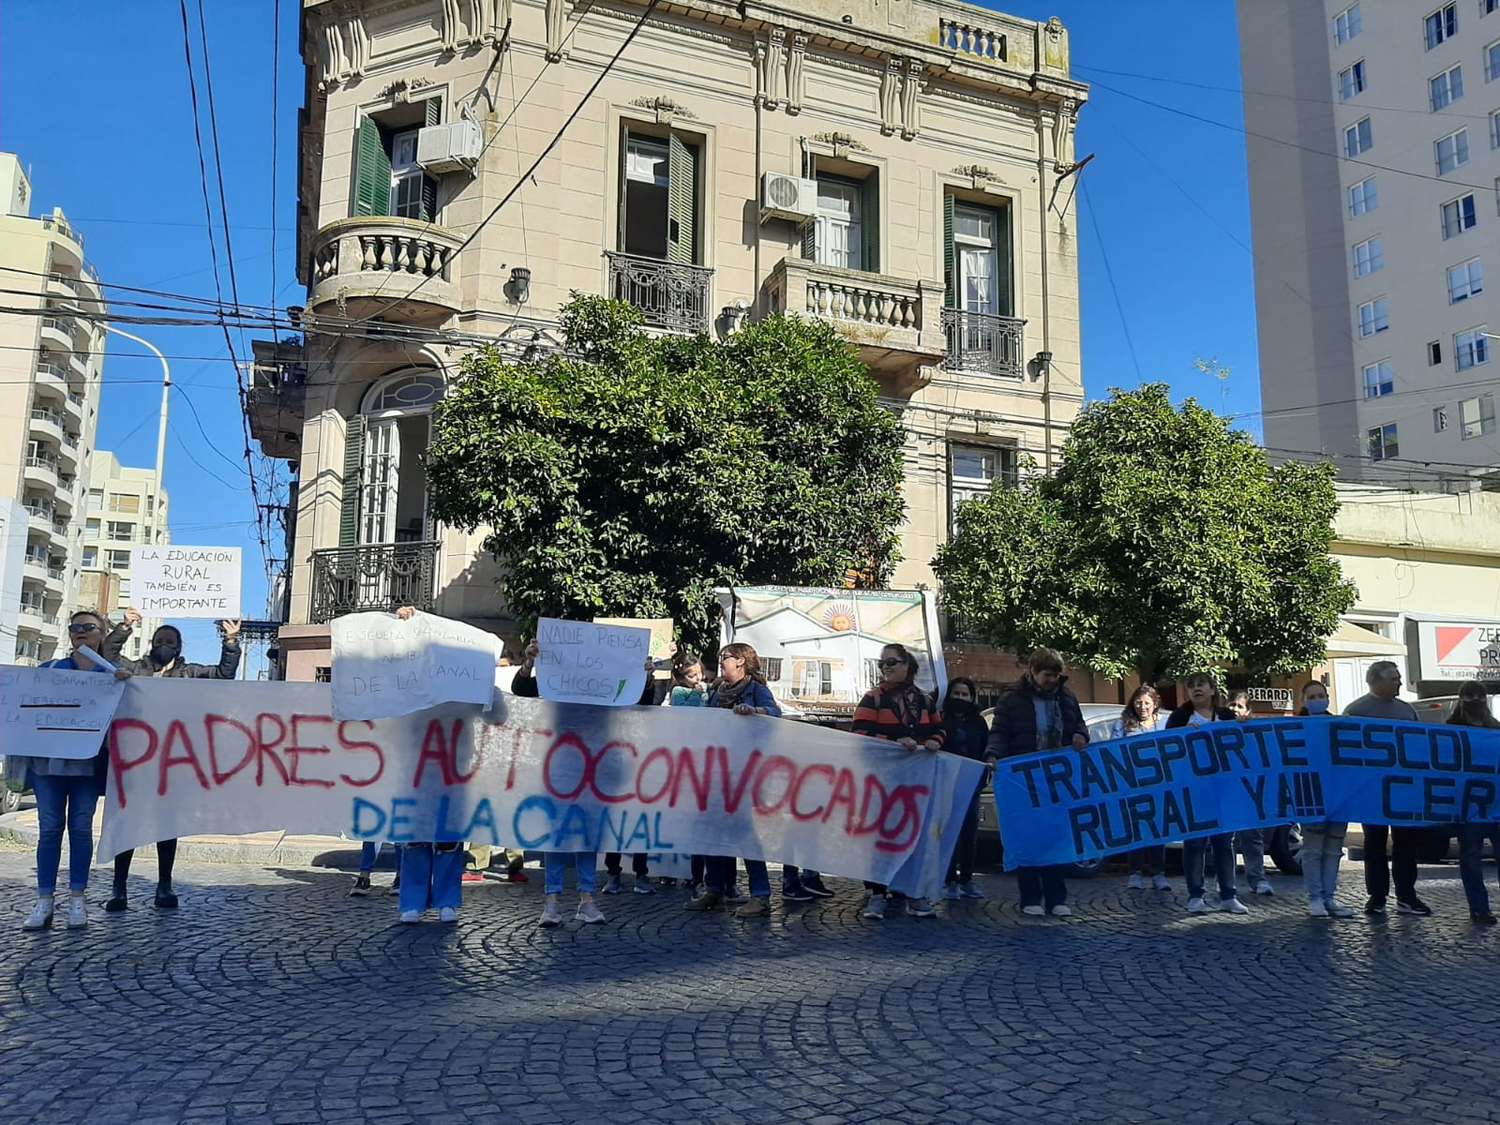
[0,1,1259,663]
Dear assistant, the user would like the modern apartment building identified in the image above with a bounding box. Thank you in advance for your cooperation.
[0,153,106,664]
[83,450,170,662]
[254,0,1088,679]
[1240,1,1500,484]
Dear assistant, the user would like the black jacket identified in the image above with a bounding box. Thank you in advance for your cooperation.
[984,675,1088,760]
[1164,703,1236,729]
[105,624,241,679]
[941,704,990,763]
[510,669,658,705]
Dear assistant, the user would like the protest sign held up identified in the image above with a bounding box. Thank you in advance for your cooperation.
[593,617,674,662]
[130,546,242,619]
[535,618,651,707]
[331,610,499,721]
[0,665,126,760]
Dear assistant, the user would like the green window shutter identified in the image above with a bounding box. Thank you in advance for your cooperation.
[942,192,955,308]
[339,414,365,548]
[860,174,880,273]
[995,202,1013,317]
[801,214,817,261]
[421,176,438,223]
[618,127,632,253]
[353,118,392,218]
[666,133,696,264]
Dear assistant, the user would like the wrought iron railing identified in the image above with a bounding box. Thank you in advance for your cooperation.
[941,308,1025,378]
[605,252,712,334]
[310,541,439,624]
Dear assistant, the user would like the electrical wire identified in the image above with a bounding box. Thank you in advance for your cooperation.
[1078,174,1141,381]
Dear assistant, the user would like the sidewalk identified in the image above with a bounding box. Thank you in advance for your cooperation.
[0,807,358,868]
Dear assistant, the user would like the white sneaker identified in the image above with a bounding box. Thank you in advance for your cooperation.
[1049,904,1073,917]
[1187,897,1210,914]
[1021,904,1046,916]
[438,907,459,924]
[577,897,605,924]
[1127,873,1145,890]
[400,910,422,924]
[538,896,562,928]
[862,895,887,920]
[1327,902,1356,919]
[66,895,88,929]
[21,898,54,931]
[1307,901,1330,918]
[1221,897,1249,915]
[1153,874,1171,891]
[1254,881,1275,896]
[905,897,936,918]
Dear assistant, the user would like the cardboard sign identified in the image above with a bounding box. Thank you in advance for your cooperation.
[535,618,650,707]
[130,545,242,619]
[331,610,499,721]
[593,617,674,662]
[0,665,125,760]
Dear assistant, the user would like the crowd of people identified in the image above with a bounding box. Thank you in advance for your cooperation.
[8,606,1500,933]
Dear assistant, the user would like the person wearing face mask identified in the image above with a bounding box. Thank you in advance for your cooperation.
[1449,682,1500,924]
[1167,673,1248,916]
[1295,682,1353,918]
[941,677,989,901]
[103,609,242,911]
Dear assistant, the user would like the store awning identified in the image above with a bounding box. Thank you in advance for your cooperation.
[1325,620,1407,659]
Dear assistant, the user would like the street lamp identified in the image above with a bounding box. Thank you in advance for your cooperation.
[95,323,170,545]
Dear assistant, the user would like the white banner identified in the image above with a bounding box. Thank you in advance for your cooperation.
[130,545,242,619]
[536,618,650,707]
[97,678,981,898]
[0,666,125,760]
[332,610,499,720]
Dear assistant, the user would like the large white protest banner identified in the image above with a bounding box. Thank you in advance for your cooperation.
[96,678,982,898]
[130,546,242,619]
[331,610,499,721]
[0,666,125,760]
[536,618,650,707]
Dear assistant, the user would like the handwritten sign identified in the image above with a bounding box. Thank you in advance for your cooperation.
[594,617,674,662]
[536,618,650,707]
[0,666,126,760]
[331,610,499,721]
[130,545,242,619]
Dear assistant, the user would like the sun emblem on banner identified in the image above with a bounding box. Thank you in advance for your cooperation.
[823,603,856,632]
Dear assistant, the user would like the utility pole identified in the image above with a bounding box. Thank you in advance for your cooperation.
[96,324,170,543]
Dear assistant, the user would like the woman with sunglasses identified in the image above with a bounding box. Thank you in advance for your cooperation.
[853,643,944,920]
[13,611,132,931]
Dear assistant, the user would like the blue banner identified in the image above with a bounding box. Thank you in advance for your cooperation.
[993,717,1500,870]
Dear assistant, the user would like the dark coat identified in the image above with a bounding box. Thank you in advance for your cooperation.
[940,705,991,763]
[984,675,1088,760]
[105,624,241,679]
[1164,703,1236,729]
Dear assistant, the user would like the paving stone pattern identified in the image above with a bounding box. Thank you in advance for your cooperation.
[3,848,1500,1124]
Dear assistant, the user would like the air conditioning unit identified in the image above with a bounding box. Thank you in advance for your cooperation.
[416,120,482,176]
[760,172,817,222]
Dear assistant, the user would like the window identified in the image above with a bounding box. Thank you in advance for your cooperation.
[1352,237,1384,277]
[1431,64,1465,108]
[315,667,333,684]
[106,493,139,514]
[949,443,1018,529]
[344,369,446,547]
[1437,128,1471,174]
[1449,257,1485,302]
[105,520,134,542]
[1461,394,1497,438]
[1335,3,1362,43]
[1368,423,1399,462]
[84,518,99,540]
[351,102,440,223]
[1488,0,1500,17]
[762,657,783,683]
[1345,117,1373,156]
[1426,4,1458,49]
[86,488,102,511]
[619,129,699,265]
[1442,193,1478,237]
[1340,60,1368,100]
[117,578,131,596]
[809,174,877,272]
[1357,297,1389,336]
[1347,176,1379,216]
[81,546,96,568]
[1362,361,1394,398]
[1488,38,1500,79]
[1435,405,1450,432]
[1456,326,1491,369]
[106,549,130,570]
[1492,110,1500,148]
[1430,340,1444,365]
[951,201,1004,315]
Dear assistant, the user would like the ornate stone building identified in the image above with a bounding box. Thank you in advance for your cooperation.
[254,0,1088,680]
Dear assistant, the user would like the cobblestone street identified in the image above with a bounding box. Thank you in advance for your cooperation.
[4,845,1500,1124]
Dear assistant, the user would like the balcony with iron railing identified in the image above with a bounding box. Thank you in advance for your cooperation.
[29,407,65,443]
[24,454,60,492]
[35,359,69,392]
[940,308,1026,379]
[309,541,439,624]
[307,217,462,324]
[41,213,84,250]
[40,317,74,350]
[604,252,713,335]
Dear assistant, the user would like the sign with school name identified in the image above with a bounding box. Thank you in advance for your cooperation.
[331,610,498,721]
[130,545,242,619]
[0,665,126,760]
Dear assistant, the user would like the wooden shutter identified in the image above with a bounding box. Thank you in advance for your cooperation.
[995,201,1013,316]
[618,127,631,253]
[801,215,817,261]
[942,192,955,308]
[420,99,441,222]
[424,97,441,127]
[860,174,880,273]
[339,414,365,548]
[353,117,392,218]
[666,133,696,264]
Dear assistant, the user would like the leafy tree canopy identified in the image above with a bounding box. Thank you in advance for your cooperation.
[932,384,1357,680]
[425,296,907,652]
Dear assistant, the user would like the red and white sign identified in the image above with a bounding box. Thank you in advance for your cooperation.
[1415,621,1500,679]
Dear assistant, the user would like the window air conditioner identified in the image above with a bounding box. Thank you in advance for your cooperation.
[416,121,482,176]
[760,172,817,222]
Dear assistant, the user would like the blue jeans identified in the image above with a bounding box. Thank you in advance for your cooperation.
[1460,824,1500,914]
[544,852,599,895]
[1184,834,1237,901]
[398,843,463,914]
[706,856,770,897]
[33,773,101,895]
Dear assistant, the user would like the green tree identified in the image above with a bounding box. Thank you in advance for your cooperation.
[932,384,1357,680]
[424,296,907,651]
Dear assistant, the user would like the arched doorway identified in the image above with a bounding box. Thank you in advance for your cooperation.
[354,368,443,545]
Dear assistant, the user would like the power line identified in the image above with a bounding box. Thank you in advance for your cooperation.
[1078,174,1141,381]
[270,0,282,324]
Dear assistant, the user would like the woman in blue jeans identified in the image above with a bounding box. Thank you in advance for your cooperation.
[1166,673,1248,916]
[12,610,132,931]
[1448,682,1500,924]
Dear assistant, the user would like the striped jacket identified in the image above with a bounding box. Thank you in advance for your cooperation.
[852,683,946,747]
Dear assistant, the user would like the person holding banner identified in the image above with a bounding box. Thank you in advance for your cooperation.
[941,677,989,901]
[1116,685,1171,891]
[1167,674,1249,916]
[103,610,242,912]
[14,611,132,932]
[1295,681,1354,919]
[1448,682,1500,924]
[1227,690,1275,898]
[985,648,1086,918]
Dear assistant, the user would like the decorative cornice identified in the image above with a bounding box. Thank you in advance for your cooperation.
[379,76,434,102]
[812,131,870,156]
[629,95,697,123]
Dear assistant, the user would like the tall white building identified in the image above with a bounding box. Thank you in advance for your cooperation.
[0,153,107,663]
[83,450,169,661]
[1240,1,1500,485]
